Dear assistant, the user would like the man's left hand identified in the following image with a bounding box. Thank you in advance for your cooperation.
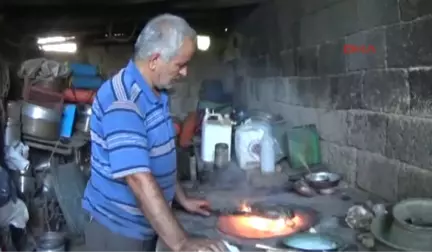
[182,198,211,216]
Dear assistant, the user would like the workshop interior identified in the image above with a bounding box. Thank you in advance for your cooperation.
[0,0,432,251]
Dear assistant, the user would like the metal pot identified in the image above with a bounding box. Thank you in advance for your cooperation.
[36,232,66,252]
[304,172,341,190]
[21,102,61,140]
[388,198,432,250]
[75,105,91,134]
[371,214,411,251]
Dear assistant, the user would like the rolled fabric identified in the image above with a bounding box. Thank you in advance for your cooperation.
[63,88,96,104]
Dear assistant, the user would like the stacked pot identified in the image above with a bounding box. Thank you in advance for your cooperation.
[371,198,432,251]
[21,102,62,140]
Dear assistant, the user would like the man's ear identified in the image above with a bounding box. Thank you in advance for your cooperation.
[148,53,160,70]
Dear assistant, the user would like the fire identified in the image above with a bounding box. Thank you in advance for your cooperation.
[240,202,252,212]
[218,203,312,239]
[237,215,299,232]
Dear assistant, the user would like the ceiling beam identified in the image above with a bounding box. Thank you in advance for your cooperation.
[3,3,257,19]
[3,0,165,5]
[3,0,265,7]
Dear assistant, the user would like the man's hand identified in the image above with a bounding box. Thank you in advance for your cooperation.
[178,238,227,252]
[182,198,211,216]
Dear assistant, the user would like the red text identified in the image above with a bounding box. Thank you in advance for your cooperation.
[343,44,376,54]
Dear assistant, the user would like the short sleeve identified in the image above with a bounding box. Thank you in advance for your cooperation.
[102,100,151,179]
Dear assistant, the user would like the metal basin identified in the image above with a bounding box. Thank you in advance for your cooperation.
[388,198,432,250]
[21,102,62,140]
[371,214,411,251]
[304,172,341,190]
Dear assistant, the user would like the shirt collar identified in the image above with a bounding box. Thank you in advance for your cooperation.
[125,60,168,105]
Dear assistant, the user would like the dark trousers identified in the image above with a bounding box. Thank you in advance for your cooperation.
[84,218,157,251]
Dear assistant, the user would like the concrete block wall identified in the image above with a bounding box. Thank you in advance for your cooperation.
[233,0,432,201]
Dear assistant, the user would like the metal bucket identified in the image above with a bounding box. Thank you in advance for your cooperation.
[36,232,66,252]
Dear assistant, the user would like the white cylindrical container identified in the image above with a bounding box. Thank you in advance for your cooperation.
[189,154,197,181]
[4,119,21,146]
[201,109,232,163]
[260,131,275,174]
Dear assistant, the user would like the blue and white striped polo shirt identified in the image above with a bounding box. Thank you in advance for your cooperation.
[82,60,177,240]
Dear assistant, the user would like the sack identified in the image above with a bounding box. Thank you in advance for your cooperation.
[234,119,283,170]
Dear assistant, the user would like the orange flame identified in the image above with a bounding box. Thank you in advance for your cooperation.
[217,203,311,239]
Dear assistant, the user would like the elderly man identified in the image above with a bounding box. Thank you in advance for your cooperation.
[82,14,226,252]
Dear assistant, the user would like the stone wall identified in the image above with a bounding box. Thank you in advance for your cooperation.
[233,0,432,201]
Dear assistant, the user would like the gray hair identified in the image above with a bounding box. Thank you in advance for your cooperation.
[134,14,197,61]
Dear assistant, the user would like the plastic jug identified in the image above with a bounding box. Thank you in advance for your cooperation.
[260,130,275,173]
[201,109,233,163]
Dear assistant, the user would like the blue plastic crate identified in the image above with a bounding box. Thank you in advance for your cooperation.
[61,104,77,138]
[70,75,103,90]
[67,62,99,76]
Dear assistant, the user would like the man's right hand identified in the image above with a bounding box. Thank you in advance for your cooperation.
[178,238,227,252]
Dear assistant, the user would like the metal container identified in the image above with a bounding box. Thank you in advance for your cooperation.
[189,154,197,181]
[29,198,46,236]
[7,101,22,122]
[21,102,62,122]
[75,105,91,134]
[4,120,21,146]
[21,102,62,140]
[36,232,66,252]
[371,214,412,251]
[214,143,229,169]
[281,232,343,252]
[304,172,341,190]
[387,198,432,250]
[11,168,35,197]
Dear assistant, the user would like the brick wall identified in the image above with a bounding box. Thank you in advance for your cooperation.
[233,0,432,201]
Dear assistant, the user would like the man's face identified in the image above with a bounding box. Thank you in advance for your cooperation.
[150,37,196,89]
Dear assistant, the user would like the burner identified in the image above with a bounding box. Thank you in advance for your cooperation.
[217,203,316,239]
